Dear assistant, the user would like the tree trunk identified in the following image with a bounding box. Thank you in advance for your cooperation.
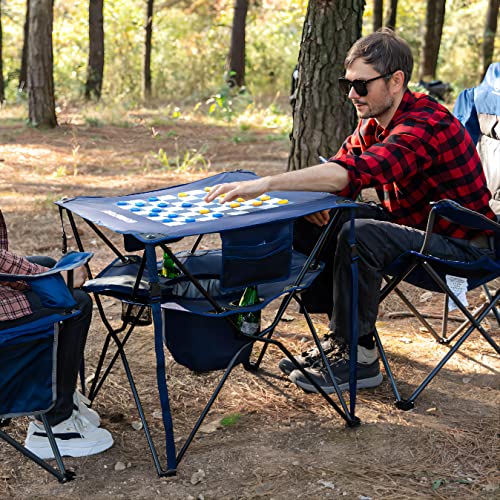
[28,0,57,127]
[288,0,363,172]
[373,0,383,32]
[85,0,104,100]
[0,2,4,103]
[144,0,154,99]
[384,0,397,30]
[419,0,446,80]
[482,0,500,80]
[19,0,30,91]
[227,0,248,87]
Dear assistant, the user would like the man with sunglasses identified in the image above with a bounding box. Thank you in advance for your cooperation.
[205,29,495,394]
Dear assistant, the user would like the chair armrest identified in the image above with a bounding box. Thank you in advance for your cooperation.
[0,252,93,310]
[420,200,500,254]
[0,252,93,282]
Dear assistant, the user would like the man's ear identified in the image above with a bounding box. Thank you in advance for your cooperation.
[391,70,405,93]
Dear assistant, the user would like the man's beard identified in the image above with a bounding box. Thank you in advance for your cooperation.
[354,96,394,120]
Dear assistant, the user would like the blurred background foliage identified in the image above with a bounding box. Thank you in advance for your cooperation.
[1,0,497,108]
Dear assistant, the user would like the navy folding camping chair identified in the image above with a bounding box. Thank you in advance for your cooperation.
[56,170,363,476]
[0,252,93,482]
[375,200,500,410]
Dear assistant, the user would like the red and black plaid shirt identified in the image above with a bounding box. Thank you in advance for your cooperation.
[0,210,48,321]
[332,90,495,239]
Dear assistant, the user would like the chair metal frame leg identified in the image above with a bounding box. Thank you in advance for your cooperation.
[0,416,75,483]
[377,260,500,410]
[384,278,495,345]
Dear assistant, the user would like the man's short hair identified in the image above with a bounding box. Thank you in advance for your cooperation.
[344,28,413,87]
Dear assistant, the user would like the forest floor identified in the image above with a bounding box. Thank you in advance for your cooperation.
[0,105,498,499]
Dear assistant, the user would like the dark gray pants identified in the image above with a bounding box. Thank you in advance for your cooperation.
[26,256,92,426]
[294,204,494,346]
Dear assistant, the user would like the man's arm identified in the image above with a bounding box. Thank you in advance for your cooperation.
[205,162,349,203]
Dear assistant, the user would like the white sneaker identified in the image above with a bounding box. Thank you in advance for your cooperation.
[73,391,101,427]
[25,411,113,459]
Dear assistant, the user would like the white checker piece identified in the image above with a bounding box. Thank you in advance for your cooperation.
[116,189,290,226]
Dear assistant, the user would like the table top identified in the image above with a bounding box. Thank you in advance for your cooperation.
[56,170,358,244]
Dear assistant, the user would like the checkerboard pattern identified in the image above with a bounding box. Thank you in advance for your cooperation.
[115,189,290,227]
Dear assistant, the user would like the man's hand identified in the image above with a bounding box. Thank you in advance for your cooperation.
[63,265,88,288]
[305,210,330,226]
[204,177,270,204]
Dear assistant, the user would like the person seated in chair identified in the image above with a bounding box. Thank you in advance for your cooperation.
[204,29,496,394]
[453,62,500,213]
[0,209,113,458]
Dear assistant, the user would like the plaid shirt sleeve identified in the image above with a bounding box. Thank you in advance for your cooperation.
[330,91,495,239]
[0,210,49,321]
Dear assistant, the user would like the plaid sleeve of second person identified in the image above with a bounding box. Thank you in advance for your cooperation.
[0,210,50,321]
[331,91,496,239]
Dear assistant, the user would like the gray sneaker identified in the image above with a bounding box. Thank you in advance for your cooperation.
[288,343,382,393]
[278,334,341,375]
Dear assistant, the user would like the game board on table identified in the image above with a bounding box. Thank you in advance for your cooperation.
[56,170,357,243]
[116,187,290,227]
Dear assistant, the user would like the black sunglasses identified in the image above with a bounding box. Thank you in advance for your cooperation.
[338,72,395,97]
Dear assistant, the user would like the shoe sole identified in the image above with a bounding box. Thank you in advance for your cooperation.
[25,438,113,460]
[290,372,383,394]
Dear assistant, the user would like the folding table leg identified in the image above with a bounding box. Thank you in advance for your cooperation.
[87,296,175,475]
[176,342,254,465]
[88,295,146,402]
[176,333,361,465]
[115,334,170,475]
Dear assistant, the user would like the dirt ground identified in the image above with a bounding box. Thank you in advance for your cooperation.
[0,108,498,499]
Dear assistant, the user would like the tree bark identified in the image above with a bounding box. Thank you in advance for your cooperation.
[288,0,363,172]
[419,0,446,80]
[19,0,30,91]
[0,2,4,103]
[384,0,397,30]
[144,0,154,99]
[227,0,248,87]
[85,0,104,100]
[373,0,383,32]
[28,0,57,127]
[482,0,500,80]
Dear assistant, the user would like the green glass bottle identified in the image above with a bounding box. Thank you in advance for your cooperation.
[236,285,261,335]
[161,251,180,278]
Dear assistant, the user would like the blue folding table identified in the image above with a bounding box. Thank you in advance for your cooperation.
[56,170,362,476]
